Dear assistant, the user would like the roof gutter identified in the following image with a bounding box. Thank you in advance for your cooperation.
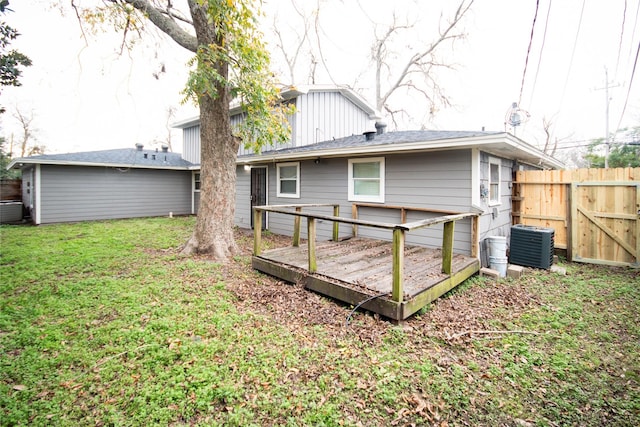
[7,158,193,171]
[237,133,564,170]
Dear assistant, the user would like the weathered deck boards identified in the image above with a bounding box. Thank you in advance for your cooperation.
[252,237,479,320]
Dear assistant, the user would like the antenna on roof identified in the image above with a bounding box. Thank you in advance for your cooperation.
[504,102,530,136]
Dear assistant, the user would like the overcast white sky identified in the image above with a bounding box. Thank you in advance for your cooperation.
[2,0,639,165]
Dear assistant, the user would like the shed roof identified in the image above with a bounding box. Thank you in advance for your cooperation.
[239,129,565,170]
[8,147,196,170]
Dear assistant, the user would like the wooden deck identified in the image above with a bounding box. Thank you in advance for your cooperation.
[252,237,479,320]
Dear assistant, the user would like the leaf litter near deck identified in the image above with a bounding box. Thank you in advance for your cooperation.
[219,229,540,344]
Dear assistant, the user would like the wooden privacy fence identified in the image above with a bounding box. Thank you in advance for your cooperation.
[0,179,21,201]
[513,168,640,267]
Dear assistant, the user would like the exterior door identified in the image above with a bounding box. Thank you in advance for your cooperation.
[570,182,640,267]
[250,167,267,229]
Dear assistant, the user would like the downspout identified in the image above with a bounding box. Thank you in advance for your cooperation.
[34,164,41,225]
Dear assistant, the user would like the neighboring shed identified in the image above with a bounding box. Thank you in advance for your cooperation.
[7,144,196,224]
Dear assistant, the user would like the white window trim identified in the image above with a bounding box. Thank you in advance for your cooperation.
[348,157,385,203]
[193,171,201,193]
[276,162,300,198]
[488,156,501,206]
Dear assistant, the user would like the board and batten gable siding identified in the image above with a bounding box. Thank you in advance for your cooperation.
[182,90,375,162]
[293,91,374,146]
[38,165,192,224]
[236,150,476,255]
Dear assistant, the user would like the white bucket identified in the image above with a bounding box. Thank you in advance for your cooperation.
[486,236,507,258]
[489,256,508,277]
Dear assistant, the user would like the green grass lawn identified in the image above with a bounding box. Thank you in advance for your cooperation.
[1,217,638,426]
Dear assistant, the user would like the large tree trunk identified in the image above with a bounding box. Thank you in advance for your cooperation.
[180,1,240,260]
[181,94,240,259]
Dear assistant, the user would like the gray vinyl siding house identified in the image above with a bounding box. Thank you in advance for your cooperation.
[173,85,563,257]
[9,146,195,224]
[230,130,562,256]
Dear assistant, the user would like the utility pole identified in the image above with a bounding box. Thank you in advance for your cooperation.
[595,67,620,168]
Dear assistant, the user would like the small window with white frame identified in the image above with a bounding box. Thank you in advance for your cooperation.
[488,157,501,205]
[276,162,300,198]
[193,172,201,191]
[348,157,385,203]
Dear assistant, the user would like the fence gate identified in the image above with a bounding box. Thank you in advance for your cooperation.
[570,182,640,267]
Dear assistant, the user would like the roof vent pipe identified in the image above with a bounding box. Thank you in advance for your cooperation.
[161,144,169,153]
[135,143,144,151]
[375,121,387,135]
[363,131,376,141]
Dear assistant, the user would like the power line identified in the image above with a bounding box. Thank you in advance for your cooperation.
[527,0,553,110]
[555,0,586,136]
[518,0,540,107]
[614,38,640,137]
[614,0,628,78]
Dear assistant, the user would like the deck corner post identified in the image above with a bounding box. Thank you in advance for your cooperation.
[293,207,302,247]
[471,215,479,259]
[351,204,358,237]
[333,205,340,242]
[253,208,263,256]
[442,220,455,274]
[308,217,317,273]
[392,228,405,303]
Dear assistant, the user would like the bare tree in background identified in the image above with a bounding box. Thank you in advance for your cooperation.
[369,1,474,127]
[541,116,558,156]
[272,0,313,84]
[13,107,44,157]
[268,1,474,128]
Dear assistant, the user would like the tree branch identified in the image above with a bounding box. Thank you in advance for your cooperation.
[109,0,198,52]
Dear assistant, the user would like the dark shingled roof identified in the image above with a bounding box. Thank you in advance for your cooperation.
[242,129,503,158]
[18,147,195,169]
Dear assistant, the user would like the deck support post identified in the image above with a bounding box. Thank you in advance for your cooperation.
[293,207,302,247]
[308,217,317,273]
[253,208,262,256]
[351,204,358,237]
[442,220,454,274]
[471,215,479,258]
[333,205,340,241]
[392,228,405,303]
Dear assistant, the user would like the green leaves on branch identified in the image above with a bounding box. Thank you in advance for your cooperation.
[184,0,293,151]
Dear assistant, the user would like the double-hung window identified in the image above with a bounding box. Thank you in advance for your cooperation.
[193,172,201,191]
[488,157,501,205]
[348,157,385,203]
[277,162,300,198]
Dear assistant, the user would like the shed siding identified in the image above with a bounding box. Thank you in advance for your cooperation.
[39,165,192,224]
[237,150,476,255]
